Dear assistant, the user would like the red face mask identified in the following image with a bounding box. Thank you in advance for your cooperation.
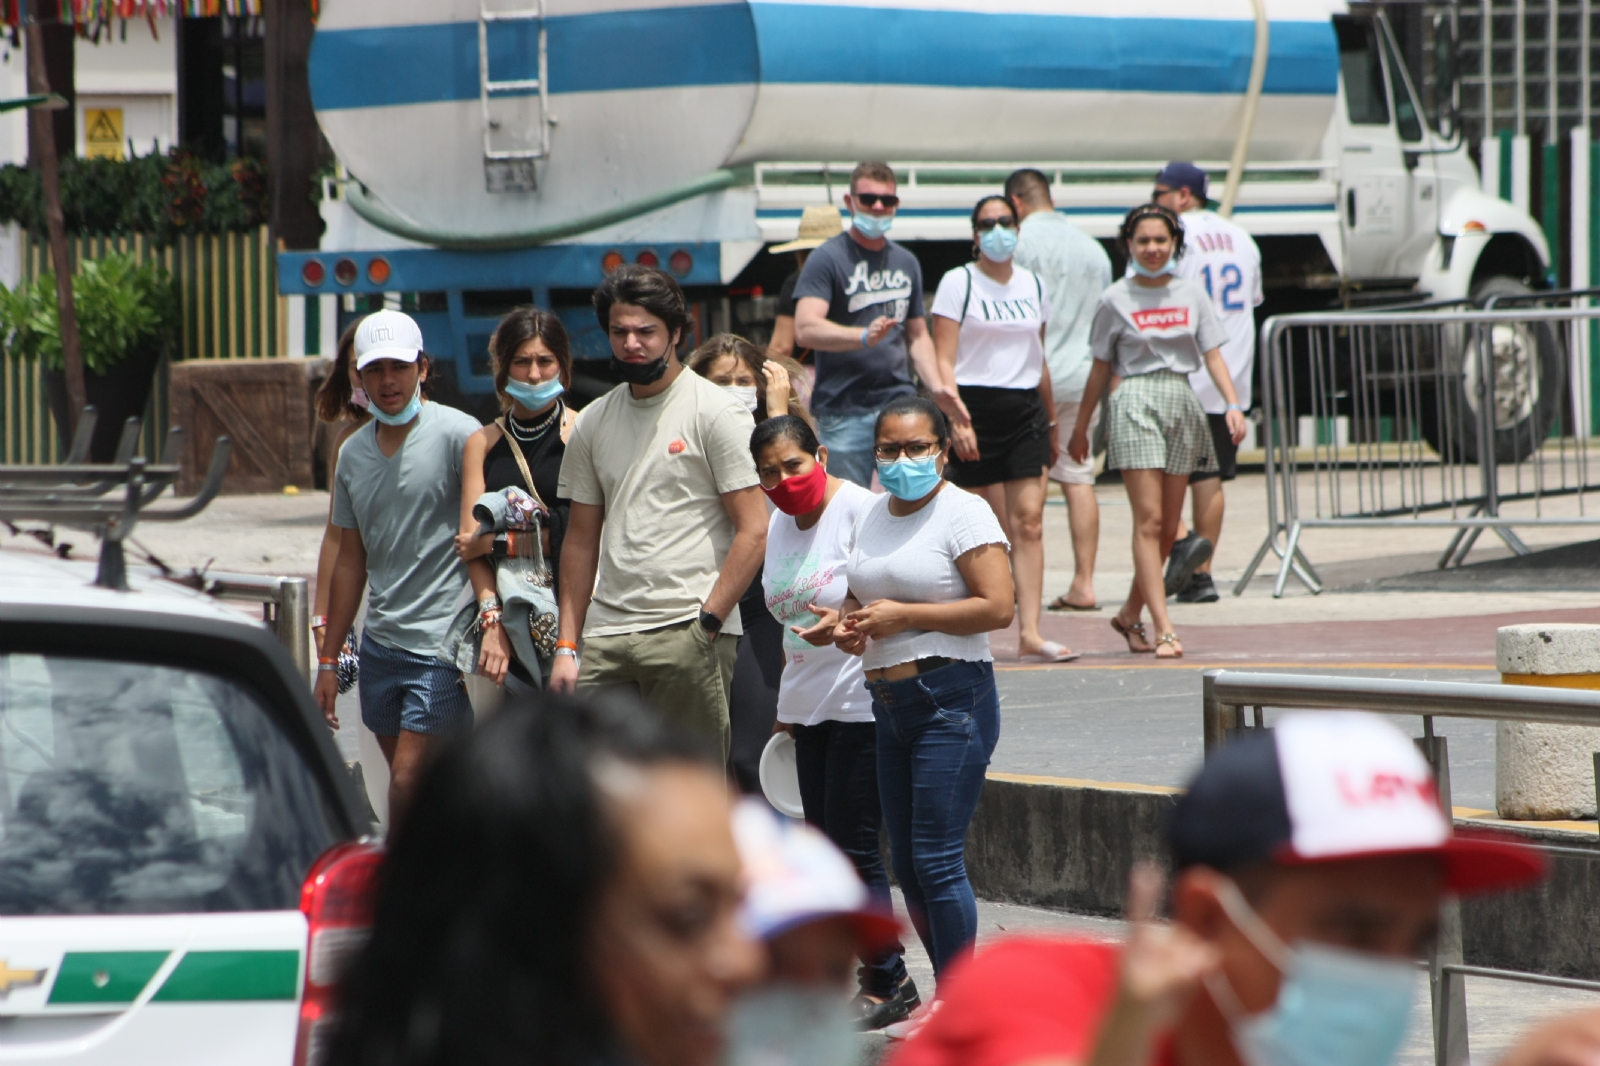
[761,461,828,516]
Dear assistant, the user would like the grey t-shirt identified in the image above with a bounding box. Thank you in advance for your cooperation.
[1090,276,1227,379]
[332,401,483,657]
[792,231,924,415]
[1014,211,1113,401]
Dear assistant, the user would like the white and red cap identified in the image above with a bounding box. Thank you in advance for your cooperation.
[731,798,901,952]
[1170,712,1545,894]
[353,309,425,370]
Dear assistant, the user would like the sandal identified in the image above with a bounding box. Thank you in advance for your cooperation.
[1047,594,1100,612]
[1111,614,1154,654]
[1018,640,1080,664]
[1155,633,1184,659]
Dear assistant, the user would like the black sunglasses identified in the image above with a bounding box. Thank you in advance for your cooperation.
[975,217,1017,232]
[853,193,900,209]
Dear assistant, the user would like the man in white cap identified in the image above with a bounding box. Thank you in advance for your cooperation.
[767,204,844,364]
[314,309,484,829]
[891,711,1600,1066]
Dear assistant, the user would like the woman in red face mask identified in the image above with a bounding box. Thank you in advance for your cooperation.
[750,415,920,1030]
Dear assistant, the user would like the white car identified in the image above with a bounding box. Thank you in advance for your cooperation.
[0,543,378,1066]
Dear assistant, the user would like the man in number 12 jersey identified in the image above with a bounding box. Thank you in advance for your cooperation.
[1154,163,1263,603]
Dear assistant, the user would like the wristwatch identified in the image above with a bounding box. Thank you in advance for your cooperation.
[698,609,723,634]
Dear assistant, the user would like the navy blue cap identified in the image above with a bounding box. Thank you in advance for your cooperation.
[1168,731,1291,873]
[1155,162,1208,202]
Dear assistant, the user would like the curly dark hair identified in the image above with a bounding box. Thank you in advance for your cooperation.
[1119,202,1186,261]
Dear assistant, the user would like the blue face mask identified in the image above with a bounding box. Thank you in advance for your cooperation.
[1130,253,1175,278]
[504,376,564,411]
[370,385,423,427]
[852,211,893,240]
[1210,881,1416,1066]
[876,455,943,501]
[978,224,1018,262]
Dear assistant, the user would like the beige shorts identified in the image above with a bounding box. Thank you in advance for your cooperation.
[1050,399,1102,485]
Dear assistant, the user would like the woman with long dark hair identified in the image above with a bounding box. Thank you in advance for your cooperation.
[310,318,370,666]
[327,694,762,1066]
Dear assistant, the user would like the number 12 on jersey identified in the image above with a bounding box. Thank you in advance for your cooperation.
[1200,263,1245,312]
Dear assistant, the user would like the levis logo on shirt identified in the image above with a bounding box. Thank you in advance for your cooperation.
[1131,307,1190,331]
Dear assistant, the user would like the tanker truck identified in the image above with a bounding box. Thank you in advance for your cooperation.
[280,0,1556,452]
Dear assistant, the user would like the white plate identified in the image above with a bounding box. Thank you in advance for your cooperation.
[758,731,804,819]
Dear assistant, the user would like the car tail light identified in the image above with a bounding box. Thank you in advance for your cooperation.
[601,250,624,274]
[293,840,384,1066]
[668,250,692,277]
[366,257,391,285]
[301,259,325,287]
[635,249,659,268]
[333,258,358,286]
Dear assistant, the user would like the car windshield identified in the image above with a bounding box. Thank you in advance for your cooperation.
[0,654,340,915]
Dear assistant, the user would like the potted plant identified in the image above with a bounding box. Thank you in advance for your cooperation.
[0,253,178,462]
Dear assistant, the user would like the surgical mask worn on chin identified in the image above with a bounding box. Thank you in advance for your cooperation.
[725,384,760,413]
[724,986,860,1066]
[1207,880,1416,1066]
[370,386,422,427]
[1131,254,1176,278]
[876,455,943,501]
[852,211,894,240]
[611,354,669,386]
[978,225,1019,262]
[350,387,371,411]
[504,376,564,411]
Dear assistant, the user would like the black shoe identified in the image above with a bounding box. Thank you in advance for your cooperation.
[1164,534,1213,597]
[853,976,921,1031]
[1176,571,1220,603]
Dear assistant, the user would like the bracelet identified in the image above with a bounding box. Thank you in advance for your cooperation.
[554,646,579,659]
[318,656,337,665]
[317,662,337,672]
[1225,403,1243,412]
[479,607,503,628]
[860,327,869,347]
[310,614,328,630]
[555,639,579,653]
[478,593,502,610]
[1047,421,1058,428]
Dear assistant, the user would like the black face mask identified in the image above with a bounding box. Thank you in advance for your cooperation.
[611,353,670,386]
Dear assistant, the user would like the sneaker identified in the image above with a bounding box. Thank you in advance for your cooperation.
[1164,534,1214,597]
[1176,571,1220,603]
[883,999,940,1041]
[853,976,921,1031]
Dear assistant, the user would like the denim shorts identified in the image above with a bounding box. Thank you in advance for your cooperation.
[358,634,475,737]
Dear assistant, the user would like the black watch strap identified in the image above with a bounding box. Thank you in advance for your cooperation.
[698,609,723,633]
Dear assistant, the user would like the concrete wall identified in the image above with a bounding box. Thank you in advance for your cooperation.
[962,774,1600,978]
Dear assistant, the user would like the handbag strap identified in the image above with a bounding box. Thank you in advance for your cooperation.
[494,416,550,513]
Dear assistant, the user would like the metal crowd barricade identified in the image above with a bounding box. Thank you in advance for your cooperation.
[1202,671,1600,1066]
[1236,296,1600,597]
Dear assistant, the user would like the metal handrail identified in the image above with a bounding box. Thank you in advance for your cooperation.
[169,570,311,683]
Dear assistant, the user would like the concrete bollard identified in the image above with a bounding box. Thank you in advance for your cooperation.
[1496,624,1600,820]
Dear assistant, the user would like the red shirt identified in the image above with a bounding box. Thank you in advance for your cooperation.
[888,938,1178,1066]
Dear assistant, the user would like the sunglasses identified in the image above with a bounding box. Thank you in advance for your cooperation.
[853,193,900,209]
[975,217,1017,232]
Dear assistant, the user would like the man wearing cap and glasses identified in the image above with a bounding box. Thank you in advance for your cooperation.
[314,309,483,829]
[767,204,844,364]
[1150,162,1263,605]
[890,711,1600,1066]
[793,161,968,487]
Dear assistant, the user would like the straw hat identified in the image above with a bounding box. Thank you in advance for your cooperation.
[769,204,844,254]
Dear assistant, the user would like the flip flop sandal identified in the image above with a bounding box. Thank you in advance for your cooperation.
[1111,615,1155,654]
[1018,640,1080,664]
[1155,633,1184,659]
[1047,594,1101,612]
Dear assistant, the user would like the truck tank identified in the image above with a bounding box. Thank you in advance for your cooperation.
[310,0,1346,243]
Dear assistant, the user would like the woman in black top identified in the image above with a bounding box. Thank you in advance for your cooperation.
[456,308,576,687]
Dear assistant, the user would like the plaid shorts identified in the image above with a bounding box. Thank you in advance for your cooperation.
[358,633,475,737]
[1107,370,1219,477]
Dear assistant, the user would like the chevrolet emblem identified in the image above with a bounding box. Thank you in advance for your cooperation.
[0,960,46,996]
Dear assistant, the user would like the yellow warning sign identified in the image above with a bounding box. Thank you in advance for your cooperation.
[84,108,123,160]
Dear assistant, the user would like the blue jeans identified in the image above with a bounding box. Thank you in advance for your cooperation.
[814,410,879,489]
[867,660,1000,978]
[792,719,909,998]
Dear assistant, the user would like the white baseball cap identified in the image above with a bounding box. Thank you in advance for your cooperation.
[353,309,425,370]
[1170,712,1545,895]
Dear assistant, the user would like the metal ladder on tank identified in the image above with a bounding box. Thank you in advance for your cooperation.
[479,0,549,193]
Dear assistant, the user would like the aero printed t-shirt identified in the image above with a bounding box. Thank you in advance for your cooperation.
[557,369,760,638]
[332,401,483,658]
[762,481,876,726]
[793,231,924,415]
[891,938,1177,1066]
[1170,210,1264,412]
[1014,211,1114,402]
[930,263,1051,391]
[847,486,1010,672]
[1090,276,1227,380]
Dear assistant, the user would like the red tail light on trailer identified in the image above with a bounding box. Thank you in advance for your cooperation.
[293,840,385,1066]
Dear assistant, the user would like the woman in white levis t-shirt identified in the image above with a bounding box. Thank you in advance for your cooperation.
[931,195,1073,665]
[752,414,918,1027]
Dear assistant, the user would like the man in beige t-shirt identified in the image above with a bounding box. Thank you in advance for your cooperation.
[552,266,766,756]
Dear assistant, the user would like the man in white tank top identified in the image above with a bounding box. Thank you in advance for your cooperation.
[1154,163,1262,603]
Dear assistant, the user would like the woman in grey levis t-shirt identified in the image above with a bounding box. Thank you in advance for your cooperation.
[1067,204,1248,660]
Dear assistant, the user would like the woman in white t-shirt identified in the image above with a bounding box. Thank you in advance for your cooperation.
[753,415,918,1029]
[801,396,1013,994]
[932,195,1072,665]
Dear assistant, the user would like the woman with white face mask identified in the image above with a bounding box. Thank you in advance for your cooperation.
[932,195,1070,664]
[688,333,811,426]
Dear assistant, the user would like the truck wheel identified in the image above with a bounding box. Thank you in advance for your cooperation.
[1420,276,1563,465]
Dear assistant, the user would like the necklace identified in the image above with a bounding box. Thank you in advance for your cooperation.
[508,401,561,443]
